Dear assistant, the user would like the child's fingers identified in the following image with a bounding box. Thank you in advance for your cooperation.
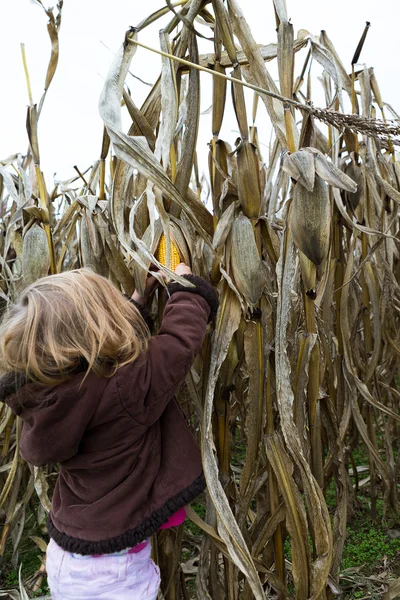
[174,262,192,276]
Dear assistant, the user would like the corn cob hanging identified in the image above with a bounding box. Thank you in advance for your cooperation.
[155,233,181,270]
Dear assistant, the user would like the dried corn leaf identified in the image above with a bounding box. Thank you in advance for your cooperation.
[369,67,384,110]
[156,30,179,171]
[320,30,352,96]
[273,0,288,23]
[313,151,357,192]
[98,29,138,132]
[0,165,20,205]
[277,21,294,100]
[202,289,265,599]
[358,65,372,118]
[26,106,40,165]
[266,433,311,598]
[123,91,156,152]
[310,38,343,105]
[174,33,200,198]
[383,578,400,600]
[213,202,235,251]
[282,148,315,191]
[33,466,51,514]
[104,238,134,297]
[170,221,191,265]
[211,0,237,65]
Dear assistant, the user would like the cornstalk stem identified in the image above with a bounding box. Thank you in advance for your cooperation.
[99,160,106,200]
[170,143,177,184]
[20,44,33,106]
[333,209,344,356]
[361,233,372,354]
[308,342,323,486]
[361,232,376,517]
[284,105,296,153]
[351,65,359,157]
[35,165,56,274]
[265,360,285,584]
[301,258,324,486]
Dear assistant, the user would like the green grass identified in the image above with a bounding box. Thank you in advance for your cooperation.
[341,493,400,572]
[325,479,337,510]
[2,508,49,595]
[342,520,400,571]
[231,426,246,468]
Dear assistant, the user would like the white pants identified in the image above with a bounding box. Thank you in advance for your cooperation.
[46,538,160,600]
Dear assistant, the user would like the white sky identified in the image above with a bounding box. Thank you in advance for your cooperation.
[0,0,399,186]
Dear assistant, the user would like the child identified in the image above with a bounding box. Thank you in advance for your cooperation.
[0,264,218,600]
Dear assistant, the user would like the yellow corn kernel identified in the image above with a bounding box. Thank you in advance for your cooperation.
[156,234,181,269]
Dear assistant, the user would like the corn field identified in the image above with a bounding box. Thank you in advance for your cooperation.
[1,0,400,598]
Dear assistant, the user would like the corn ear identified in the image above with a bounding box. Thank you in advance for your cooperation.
[230,214,266,306]
[156,233,182,270]
[231,65,249,141]
[211,62,227,138]
[290,175,330,266]
[236,142,262,218]
[21,223,50,286]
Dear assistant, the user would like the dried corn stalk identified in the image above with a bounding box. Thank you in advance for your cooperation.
[1,1,400,599]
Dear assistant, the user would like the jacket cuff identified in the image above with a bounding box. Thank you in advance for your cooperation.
[167,275,219,322]
[129,300,154,332]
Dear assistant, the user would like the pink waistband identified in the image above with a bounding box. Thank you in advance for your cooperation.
[128,541,148,554]
[159,507,186,530]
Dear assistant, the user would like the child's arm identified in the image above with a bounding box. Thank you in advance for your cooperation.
[115,271,218,426]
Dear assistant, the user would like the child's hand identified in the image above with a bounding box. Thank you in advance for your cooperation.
[131,270,162,306]
[175,263,192,276]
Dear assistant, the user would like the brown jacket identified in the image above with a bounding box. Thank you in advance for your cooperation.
[1,275,218,555]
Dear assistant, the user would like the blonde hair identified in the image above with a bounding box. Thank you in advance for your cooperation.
[0,269,150,385]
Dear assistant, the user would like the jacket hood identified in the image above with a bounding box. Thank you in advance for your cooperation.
[0,362,88,409]
[0,372,28,405]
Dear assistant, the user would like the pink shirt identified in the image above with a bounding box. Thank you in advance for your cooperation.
[127,508,187,555]
[159,507,186,530]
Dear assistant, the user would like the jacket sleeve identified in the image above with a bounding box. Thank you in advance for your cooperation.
[116,276,218,426]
